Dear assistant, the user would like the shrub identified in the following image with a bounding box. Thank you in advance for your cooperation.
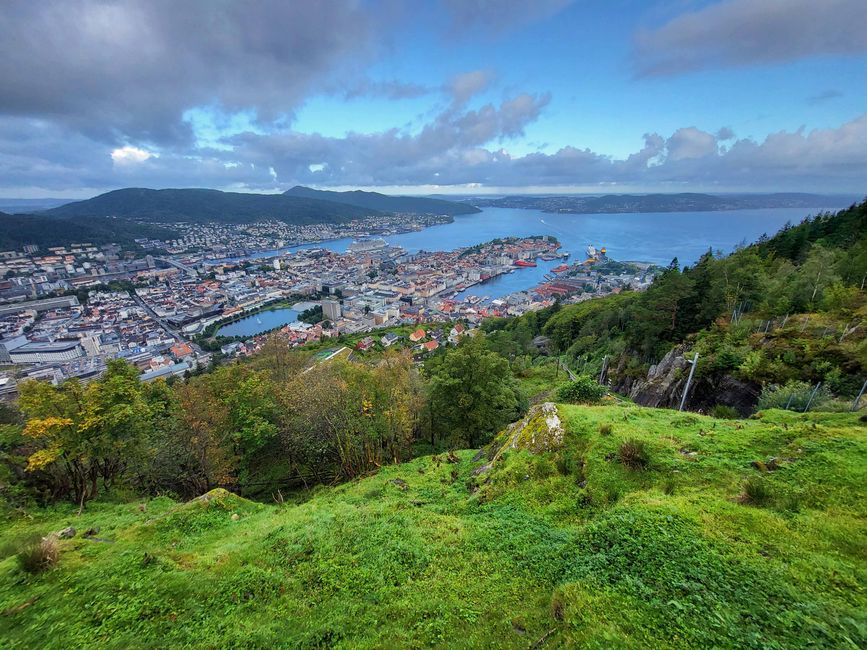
[741,477,772,507]
[16,534,59,574]
[710,405,740,419]
[662,478,676,495]
[618,439,650,470]
[598,423,613,436]
[758,380,830,412]
[557,376,606,404]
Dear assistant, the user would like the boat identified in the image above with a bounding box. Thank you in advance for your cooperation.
[513,259,537,268]
[553,264,570,273]
[348,237,388,253]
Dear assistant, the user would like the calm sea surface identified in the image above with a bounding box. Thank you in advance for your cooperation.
[227,204,847,316]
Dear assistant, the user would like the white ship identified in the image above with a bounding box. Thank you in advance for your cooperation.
[348,237,388,253]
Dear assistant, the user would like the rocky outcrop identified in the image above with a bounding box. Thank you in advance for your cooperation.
[474,402,565,475]
[619,345,761,416]
[627,345,690,409]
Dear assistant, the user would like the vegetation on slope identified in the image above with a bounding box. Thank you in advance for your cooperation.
[0,212,177,249]
[1,404,864,648]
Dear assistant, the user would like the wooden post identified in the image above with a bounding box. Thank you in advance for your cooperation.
[803,382,822,413]
[599,355,608,385]
[679,352,699,412]
[853,379,867,412]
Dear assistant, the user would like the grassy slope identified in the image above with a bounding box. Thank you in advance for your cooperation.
[1,405,865,649]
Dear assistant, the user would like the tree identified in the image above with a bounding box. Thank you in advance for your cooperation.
[18,360,155,507]
[426,335,521,448]
[277,352,423,480]
[627,267,695,359]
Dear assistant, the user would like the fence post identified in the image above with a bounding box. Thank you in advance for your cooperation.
[853,379,867,412]
[679,352,699,412]
[803,382,822,413]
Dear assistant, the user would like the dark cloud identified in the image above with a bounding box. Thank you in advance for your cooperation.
[634,0,867,76]
[340,79,434,101]
[442,0,574,36]
[807,90,844,105]
[448,70,496,105]
[0,0,380,144]
[338,69,495,104]
[0,1,863,197]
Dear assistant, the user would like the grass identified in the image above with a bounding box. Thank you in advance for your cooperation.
[1,405,865,648]
[513,360,569,403]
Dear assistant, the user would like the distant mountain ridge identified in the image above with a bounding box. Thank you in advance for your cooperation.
[284,185,481,216]
[0,198,71,213]
[37,188,383,225]
[465,192,857,214]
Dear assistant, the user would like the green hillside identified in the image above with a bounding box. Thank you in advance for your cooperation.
[284,185,481,216]
[38,188,383,225]
[1,404,864,648]
[0,212,178,249]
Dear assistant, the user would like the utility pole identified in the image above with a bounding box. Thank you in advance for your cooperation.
[679,352,699,412]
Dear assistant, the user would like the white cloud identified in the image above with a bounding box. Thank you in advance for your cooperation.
[110,145,155,165]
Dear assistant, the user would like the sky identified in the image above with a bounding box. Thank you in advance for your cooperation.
[0,0,866,198]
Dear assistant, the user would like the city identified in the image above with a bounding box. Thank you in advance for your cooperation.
[0,219,657,391]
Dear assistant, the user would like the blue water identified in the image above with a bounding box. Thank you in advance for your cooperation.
[227,205,847,301]
[217,307,299,338]
[388,206,844,265]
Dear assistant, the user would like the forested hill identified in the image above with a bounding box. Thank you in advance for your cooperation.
[284,185,481,215]
[753,200,867,261]
[490,199,867,413]
[469,192,856,214]
[36,188,383,225]
[0,211,178,249]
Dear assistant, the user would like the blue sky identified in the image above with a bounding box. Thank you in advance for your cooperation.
[0,0,865,196]
[295,1,866,158]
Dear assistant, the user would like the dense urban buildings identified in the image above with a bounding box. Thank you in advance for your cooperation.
[0,217,655,391]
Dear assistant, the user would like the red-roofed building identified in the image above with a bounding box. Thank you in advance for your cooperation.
[170,342,194,359]
[409,328,426,342]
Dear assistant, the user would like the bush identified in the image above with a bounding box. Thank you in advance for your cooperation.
[618,439,650,470]
[758,380,830,412]
[741,477,772,507]
[557,376,606,404]
[598,423,613,436]
[16,534,59,574]
[710,405,740,419]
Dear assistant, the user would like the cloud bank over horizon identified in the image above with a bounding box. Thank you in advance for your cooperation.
[0,0,865,197]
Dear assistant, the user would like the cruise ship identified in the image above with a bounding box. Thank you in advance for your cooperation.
[348,237,388,253]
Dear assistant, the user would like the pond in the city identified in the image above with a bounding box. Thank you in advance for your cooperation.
[217,307,300,338]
